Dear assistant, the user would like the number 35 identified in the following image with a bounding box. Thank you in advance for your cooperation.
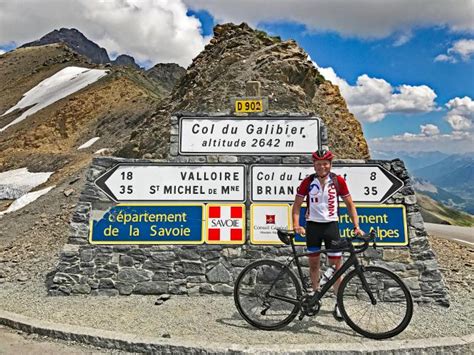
[364,186,377,195]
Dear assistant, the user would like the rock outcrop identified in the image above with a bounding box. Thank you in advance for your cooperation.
[120,23,369,159]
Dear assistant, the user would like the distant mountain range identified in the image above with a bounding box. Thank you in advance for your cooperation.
[372,150,474,216]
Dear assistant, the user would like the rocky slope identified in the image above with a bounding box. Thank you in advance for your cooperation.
[417,192,474,226]
[119,23,369,159]
[0,44,166,176]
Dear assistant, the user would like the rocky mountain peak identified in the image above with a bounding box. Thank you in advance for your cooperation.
[112,54,139,69]
[21,28,110,64]
[146,63,186,92]
[123,22,369,159]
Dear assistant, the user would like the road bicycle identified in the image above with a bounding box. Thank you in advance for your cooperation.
[234,229,413,339]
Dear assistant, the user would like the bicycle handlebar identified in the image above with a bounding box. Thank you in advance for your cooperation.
[276,228,377,254]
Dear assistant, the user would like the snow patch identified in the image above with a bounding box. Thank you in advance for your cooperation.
[78,137,100,150]
[94,148,112,155]
[0,186,55,216]
[0,168,54,199]
[0,66,108,132]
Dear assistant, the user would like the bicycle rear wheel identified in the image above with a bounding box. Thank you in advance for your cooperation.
[337,266,413,339]
[234,259,302,330]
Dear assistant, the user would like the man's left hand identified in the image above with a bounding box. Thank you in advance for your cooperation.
[353,227,364,236]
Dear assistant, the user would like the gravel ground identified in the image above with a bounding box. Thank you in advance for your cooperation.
[0,276,472,346]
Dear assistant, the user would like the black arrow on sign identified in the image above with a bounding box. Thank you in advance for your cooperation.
[94,164,120,202]
[378,166,404,203]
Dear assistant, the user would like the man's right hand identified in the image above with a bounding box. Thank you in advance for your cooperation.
[294,226,306,236]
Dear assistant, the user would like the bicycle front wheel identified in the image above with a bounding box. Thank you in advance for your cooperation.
[234,259,302,330]
[338,266,413,339]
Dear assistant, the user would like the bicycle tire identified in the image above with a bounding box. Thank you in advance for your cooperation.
[337,266,413,339]
[234,259,302,330]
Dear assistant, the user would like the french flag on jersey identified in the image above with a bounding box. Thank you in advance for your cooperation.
[207,205,244,243]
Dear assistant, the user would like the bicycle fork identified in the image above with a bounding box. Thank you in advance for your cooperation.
[354,262,377,305]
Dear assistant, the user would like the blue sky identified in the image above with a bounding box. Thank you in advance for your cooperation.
[1,0,473,153]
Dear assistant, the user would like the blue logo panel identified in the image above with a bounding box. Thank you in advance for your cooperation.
[295,205,408,246]
[90,204,204,244]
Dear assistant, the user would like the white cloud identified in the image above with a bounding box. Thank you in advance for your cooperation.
[445,96,474,130]
[369,130,473,153]
[0,49,5,55]
[434,54,456,63]
[0,0,209,67]
[420,123,440,136]
[186,0,474,39]
[435,39,474,63]
[393,31,413,47]
[315,62,438,122]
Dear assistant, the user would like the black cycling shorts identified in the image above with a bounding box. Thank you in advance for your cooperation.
[305,221,343,258]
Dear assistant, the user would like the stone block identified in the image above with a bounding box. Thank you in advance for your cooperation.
[115,282,134,295]
[383,249,412,263]
[143,260,174,271]
[207,263,233,283]
[104,264,119,273]
[117,268,152,283]
[186,275,206,283]
[87,279,99,289]
[80,249,96,262]
[61,244,80,257]
[213,284,233,295]
[150,251,179,262]
[119,255,134,267]
[176,249,201,260]
[95,269,115,278]
[404,195,417,205]
[282,157,299,164]
[199,283,215,294]
[218,156,238,163]
[134,281,169,295]
[99,278,115,289]
[71,284,92,294]
[178,261,206,275]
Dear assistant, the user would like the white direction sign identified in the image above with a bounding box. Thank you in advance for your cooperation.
[251,164,404,203]
[179,117,320,155]
[95,164,246,202]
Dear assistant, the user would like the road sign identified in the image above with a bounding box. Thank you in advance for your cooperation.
[205,204,246,245]
[94,164,246,202]
[89,204,205,244]
[250,164,404,203]
[250,204,291,245]
[179,117,320,155]
[294,204,408,246]
[235,99,263,113]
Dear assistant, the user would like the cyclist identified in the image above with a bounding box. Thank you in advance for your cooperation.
[292,148,363,321]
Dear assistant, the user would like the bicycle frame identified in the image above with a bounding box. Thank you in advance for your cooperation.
[266,239,377,308]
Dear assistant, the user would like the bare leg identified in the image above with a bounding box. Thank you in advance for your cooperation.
[308,254,321,291]
[328,256,342,294]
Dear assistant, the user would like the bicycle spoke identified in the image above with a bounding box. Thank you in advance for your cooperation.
[234,260,301,330]
[338,266,413,339]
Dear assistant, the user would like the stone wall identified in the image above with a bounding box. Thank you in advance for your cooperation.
[49,113,449,306]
